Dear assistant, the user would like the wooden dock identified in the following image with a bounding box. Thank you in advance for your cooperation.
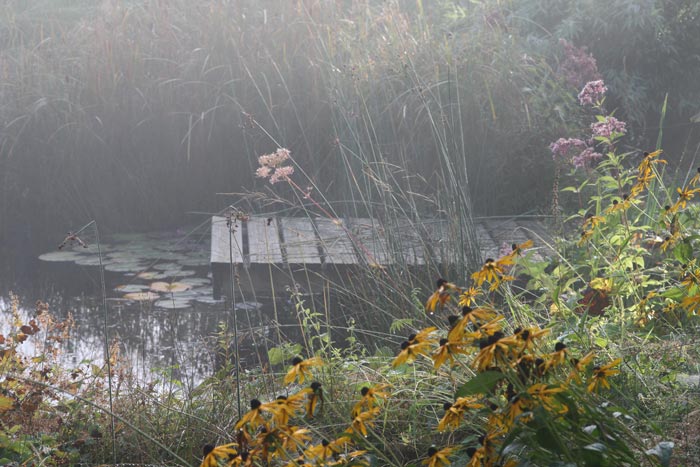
[210,215,551,299]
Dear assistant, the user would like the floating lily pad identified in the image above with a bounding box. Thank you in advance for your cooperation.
[123,291,160,301]
[180,277,211,287]
[39,251,86,262]
[149,282,191,293]
[161,269,197,278]
[136,271,167,280]
[104,261,147,273]
[178,255,210,267]
[194,296,226,304]
[115,284,150,293]
[152,262,182,271]
[154,299,192,309]
[74,256,113,267]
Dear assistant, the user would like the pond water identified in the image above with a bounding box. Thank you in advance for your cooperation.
[0,227,278,386]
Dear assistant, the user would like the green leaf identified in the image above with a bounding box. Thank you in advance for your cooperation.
[673,239,693,263]
[661,287,685,302]
[455,371,504,397]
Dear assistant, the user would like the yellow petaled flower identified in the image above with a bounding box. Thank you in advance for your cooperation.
[527,383,567,414]
[284,356,323,385]
[422,446,456,467]
[392,327,437,367]
[513,326,550,354]
[567,351,596,384]
[305,439,338,461]
[471,258,515,291]
[280,426,312,453]
[458,287,482,307]
[545,342,569,371]
[352,383,390,417]
[426,279,459,314]
[681,288,700,314]
[673,185,700,211]
[690,167,700,187]
[348,407,380,437]
[472,332,520,372]
[582,215,606,231]
[448,306,497,342]
[271,395,299,426]
[505,394,531,428]
[306,382,324,419]
[236,399,277,430]
[587,358,622,393]
[432,338,469,369]
[438,396,484,431]
[200,443,239,467]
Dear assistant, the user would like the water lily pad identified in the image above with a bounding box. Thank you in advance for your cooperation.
[180,278,211,287]
[154,299,192,309]
[74,256,113,267]
[149,282,191,293]
[194,296,225,304]
[161,269,197,278]
[152,262,182,271]
[104,261,147,273]
[136,271,167,280]
[115,284,150,293]
[123,291,160,301]
[38,251,86,262]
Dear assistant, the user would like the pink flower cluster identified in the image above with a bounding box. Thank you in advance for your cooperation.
[549,137,587,160]
[559,39,601,88]
[591,116,627,139]
[256,148,295,184]
[572,147,603,169]
[578,80,607,106]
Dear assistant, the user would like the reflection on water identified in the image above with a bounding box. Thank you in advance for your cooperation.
[1,227,279,386]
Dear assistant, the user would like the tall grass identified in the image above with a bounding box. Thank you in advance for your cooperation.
[0,1,565,260]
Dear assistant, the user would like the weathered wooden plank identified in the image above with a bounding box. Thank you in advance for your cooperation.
[314,218,358,264]
[349,218,391,266]
[211,216,244,264]
[473,221,499,261]
[281,217,322,264]
[247,216,284,264]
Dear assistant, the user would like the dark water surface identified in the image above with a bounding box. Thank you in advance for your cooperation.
[0,227,275,385]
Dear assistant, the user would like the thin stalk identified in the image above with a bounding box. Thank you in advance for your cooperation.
[227,210,242,418]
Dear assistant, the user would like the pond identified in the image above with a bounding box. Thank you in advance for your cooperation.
[0,227,279,386]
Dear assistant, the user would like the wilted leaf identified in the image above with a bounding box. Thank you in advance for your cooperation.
[646,441,674,467]
[0,395,15,413]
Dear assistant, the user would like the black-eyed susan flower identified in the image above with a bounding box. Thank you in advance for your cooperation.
[458,287,482,307]
[306,381,324,418]
[587,358,622,393]
[545,341,568,371]
[236,399,276,430]
[437,396,484,431]
[305,439,337,462]
[472,332,519,372]
[284,356,323,385]
[426,279,460,314]
[271,395,297,426]
[200,443,239,467]
[280,426,312,453]
[471,258,515,291]
[392,327,437,367]
[432,338,468,369]
[672,185,700,211]
[567,351,595,384]
[352,384,390,417]
[527,383,567,414]
[422,446,456,467]
[348,407,380,437]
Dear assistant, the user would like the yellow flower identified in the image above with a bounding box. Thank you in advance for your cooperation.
[527,383,567,414]
[587,358,622,393]
[284,356,323,385]
[280,426,312,453]
[305,439,338,461]
[392,327,437,367]
[306,381,324,419]
[236,399,277,430]
[672,185,700,211]
[432,338,469,369]
[447,306,496,342]
[200,443,238,467]
[426,279,459,314]
[458,287,482,307]
[423,446,456,467]
[348,407,380,437]
[437,397,484,432]
[352,383,390,417]
[472,332,519,372]
[567,351,596,384]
